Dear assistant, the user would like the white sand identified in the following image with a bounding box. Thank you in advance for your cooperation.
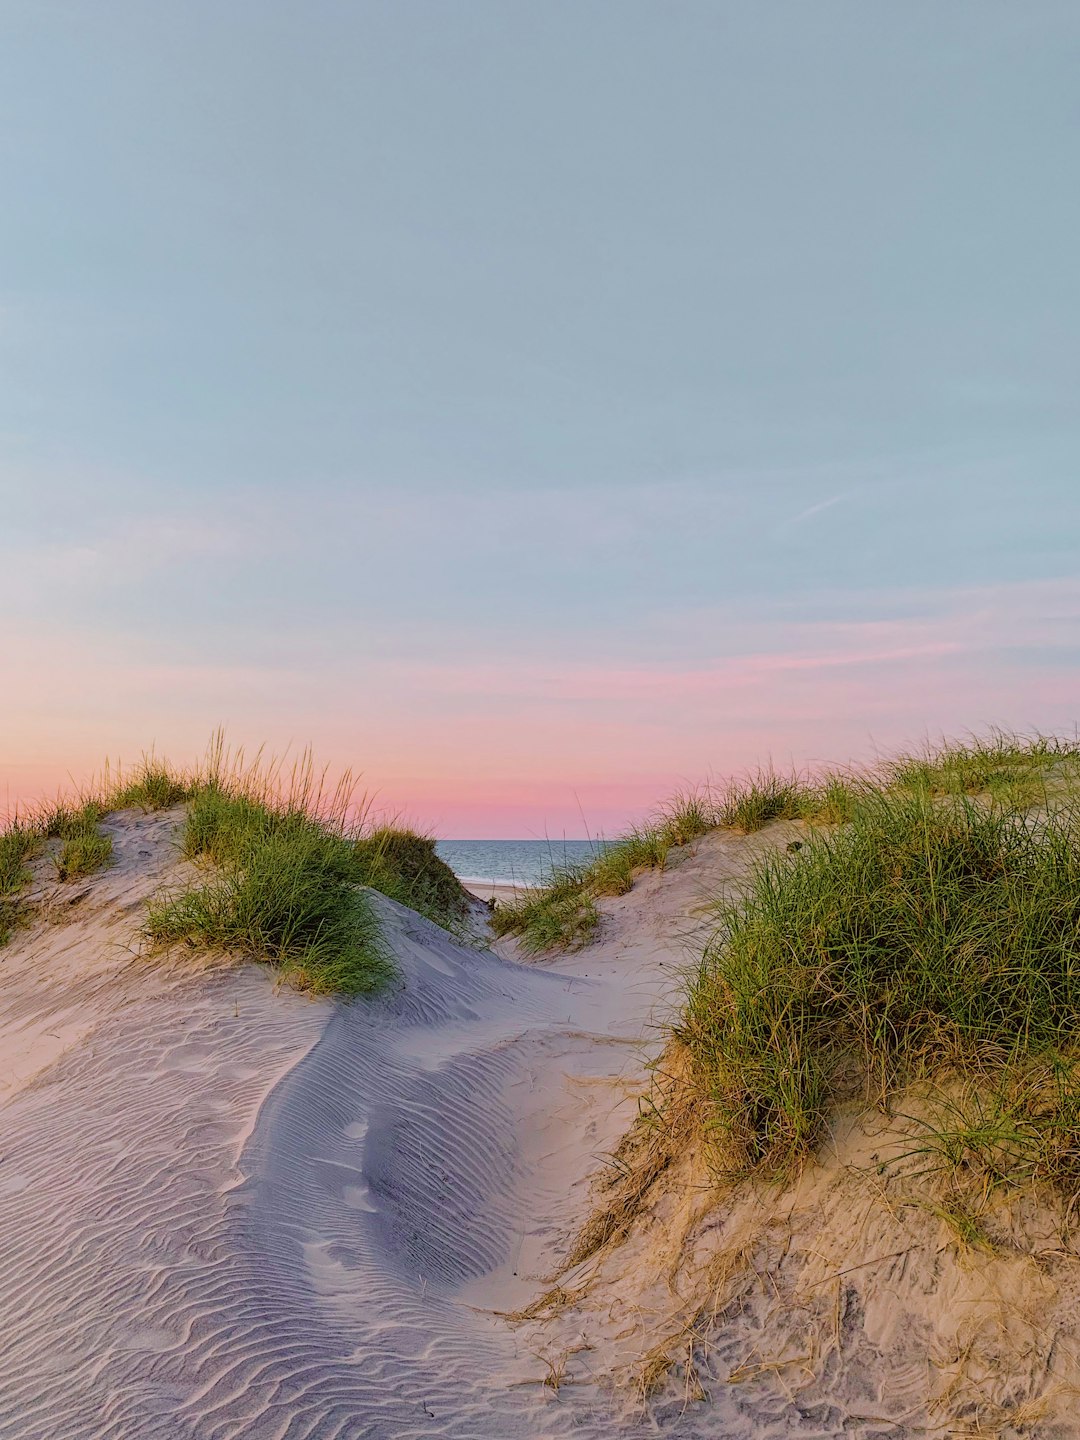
[2,811,1074,1437]
[463,879,526,905]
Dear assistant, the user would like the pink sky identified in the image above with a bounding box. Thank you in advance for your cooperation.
[5,576,1078,837]
[3,6,1078,840]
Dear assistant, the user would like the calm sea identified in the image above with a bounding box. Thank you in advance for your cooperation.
[435,839,609,888]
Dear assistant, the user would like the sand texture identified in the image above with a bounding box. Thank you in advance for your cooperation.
[0,807,701,1438]
[3,810,1078,1437]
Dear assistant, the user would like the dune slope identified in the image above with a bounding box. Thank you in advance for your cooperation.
[12,801,1060,1437]
[0,805,755,1439]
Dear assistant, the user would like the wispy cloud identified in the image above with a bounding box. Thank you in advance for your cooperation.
[786,491,850,527]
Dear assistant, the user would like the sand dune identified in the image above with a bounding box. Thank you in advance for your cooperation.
[0,806,726,1438]
[6,806,1071,1437]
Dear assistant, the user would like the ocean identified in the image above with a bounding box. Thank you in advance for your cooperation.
[435,838,609,889]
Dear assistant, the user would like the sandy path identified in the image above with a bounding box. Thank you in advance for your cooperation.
[0,814,796,1438]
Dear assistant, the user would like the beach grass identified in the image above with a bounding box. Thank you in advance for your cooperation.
[489,790,716,950]
[491,729,1080,955]
[352,826,469,929]
[43,799,115,881]
[55,831,114,881]
[147,785,392,997]
[896,1057,1080,1193]
[147,752,470,994]
[0,740,471,996]
[112,759,195,812]
[490,774,810,951]
[0,823,39,944]
[682,763,1080,1184]
[715,770,807,833]
[880,730,1079,804]
[489,865,601,952]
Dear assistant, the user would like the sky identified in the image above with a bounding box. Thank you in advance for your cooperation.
[2,2,1079,838]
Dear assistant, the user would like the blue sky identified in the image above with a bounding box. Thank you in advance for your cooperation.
[2,3,1079,835]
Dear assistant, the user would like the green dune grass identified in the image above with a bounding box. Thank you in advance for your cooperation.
[488,727,1080,1189]
[0,822,39,945]
[491,730,1080,955]
[0,743,471,997]
[678,735,1080,1193]
[684,786,1080,1174]
[146,783,392,997]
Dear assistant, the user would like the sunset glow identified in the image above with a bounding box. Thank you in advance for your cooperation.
[2,5,1077,835]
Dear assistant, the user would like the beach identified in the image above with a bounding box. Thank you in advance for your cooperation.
[5,2,1076,1432]
[0,799,792,1437]
[6,741,1080,1436]
[462,879,528,906]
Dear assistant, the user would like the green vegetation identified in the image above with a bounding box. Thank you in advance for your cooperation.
[715,771,808,833]
[147,783,391,996]
[56,831,113,881]
[353,826,468,928]
[880,729,1077,799]
[492,771,878,951]
[491,790,715,951]
[0,797,115,929]
[490,866,601,952]
[146,760,470,995]
[111,759,195,812]
[899,1055,1080,1193]
[491,730,1080,955]
[44,799,115,881]
[682,737,1080,1186]
[0,743,470,997]
[0,823,39,944]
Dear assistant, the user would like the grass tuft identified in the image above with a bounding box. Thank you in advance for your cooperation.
[44,800,115,881]
[797,771,867,827]
[492,731,1080,955]
[489,865,600,953]
[682,777,1080,1180]
[56,831,113,881]
[490,790,717,951]
[880,728,1079,800]
[0,738,471,999]
[0,823,39,944]
[147,784,393,996]
[352,826,469,930]
[146,753,472,993]
[716,770,806,834]
[113,758,195,812]
[898,1054,1080,1192]
[656,789,714,847]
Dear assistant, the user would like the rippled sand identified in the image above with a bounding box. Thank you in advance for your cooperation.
[9,808,1059,1438]
[0,807,695,1438]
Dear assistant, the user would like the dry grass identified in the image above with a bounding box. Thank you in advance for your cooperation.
[548,1046,702,1284]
